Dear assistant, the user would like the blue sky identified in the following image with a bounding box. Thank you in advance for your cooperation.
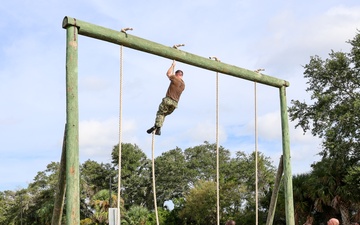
[1,0,359,191]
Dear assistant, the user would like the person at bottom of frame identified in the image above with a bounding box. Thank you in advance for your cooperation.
[147,60,185,136]
[327,218,340,225]
[225,220,236,225]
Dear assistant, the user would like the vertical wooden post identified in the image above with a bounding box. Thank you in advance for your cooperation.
[65,23,80,225]
[266,155,283,225]
[51,125,67,225]
[279,86,295,225]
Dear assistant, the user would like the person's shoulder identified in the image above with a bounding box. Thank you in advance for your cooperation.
[168,74,177,80]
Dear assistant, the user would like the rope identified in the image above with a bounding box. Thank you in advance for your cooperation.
[151,133,160,225]
[117,45,124,225]
[210,56,220,225]
[254,82,258,225]
[253,68,263,225]
[116,27,132,225]
[216,70,220,225]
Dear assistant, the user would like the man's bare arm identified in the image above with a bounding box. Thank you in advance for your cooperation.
[166,60,176,78]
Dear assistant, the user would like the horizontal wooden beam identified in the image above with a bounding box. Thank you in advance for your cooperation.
[62,16,289,88]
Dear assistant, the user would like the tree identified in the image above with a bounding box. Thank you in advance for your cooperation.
[305,159,341,222]
[184,141,232,185]
[90,190,110,224]
[81,160,113,196]
[26,162,60,224]
[179,180,217,225]
[344,165,360,222]
[0,192,6,224]
[0,190,24,225]
[154,147,188,207]
[291,173,314,225]
[111,143,152,209]
[228,151,275,224]
[146,207,173,225]
[122,205,149,225]
[80,160,114,220]
[289,31,360,225]
[179,144,275,225]
[0,141,279,224]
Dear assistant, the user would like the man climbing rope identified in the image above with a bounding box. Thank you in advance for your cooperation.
[147,60,185,135]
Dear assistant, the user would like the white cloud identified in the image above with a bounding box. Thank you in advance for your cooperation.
[81,76,110,91]
[185,121,227,144]
[79,118,137,161]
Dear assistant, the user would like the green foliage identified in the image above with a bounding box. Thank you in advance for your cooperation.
[0,141,279,225]
[145,207,171,225]
[184,141,231,184]
[112,143,152,209]
[232,151,275,207]
[289,31,360,224]
[0,192,5,224]
[81,160,113,195]
[0,190,21,225]
[154,147,188,207]
[291,173,313,224]
[26,162,59,224]
[80,160,114,220]
[344,165,360,192]
[161,203,183,225]
[122,205,149,225]
[16,140,356,225]
[80,217,93,225]
[178,148,275,225]
[180,180,217,225]
[90,190,111,224]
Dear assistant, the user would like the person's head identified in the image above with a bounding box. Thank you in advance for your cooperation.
[175,70,183,77]
[225,220,235,225]
[327,218,339,225]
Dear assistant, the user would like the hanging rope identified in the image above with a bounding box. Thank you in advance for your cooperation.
[210,56,220,225]
[216,69,220,225]
[254,68,264,225]
[117,27,133,225]
[254,81,258,225]
[117,44,123,225]
[151,133,160,225]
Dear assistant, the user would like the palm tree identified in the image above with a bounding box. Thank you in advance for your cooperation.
[292,173,313,225]
[307,158,350,224]
[122,205,149,225]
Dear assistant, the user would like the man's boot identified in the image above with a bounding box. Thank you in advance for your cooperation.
[147,126,156,134]
[155,127,161,135]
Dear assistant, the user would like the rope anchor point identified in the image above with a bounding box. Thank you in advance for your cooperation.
[254,68,265,73]
[209,56,220,62]
[121,27,133,34]
[173,44,185,49]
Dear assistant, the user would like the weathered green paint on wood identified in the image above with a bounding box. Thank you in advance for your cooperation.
[65,25,80,225]
[266,155,283,225]
[279,86,295,225]
[51,125,67,225]
[62,16,289,88]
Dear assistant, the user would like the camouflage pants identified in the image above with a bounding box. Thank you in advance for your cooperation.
[155,97,178,128]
